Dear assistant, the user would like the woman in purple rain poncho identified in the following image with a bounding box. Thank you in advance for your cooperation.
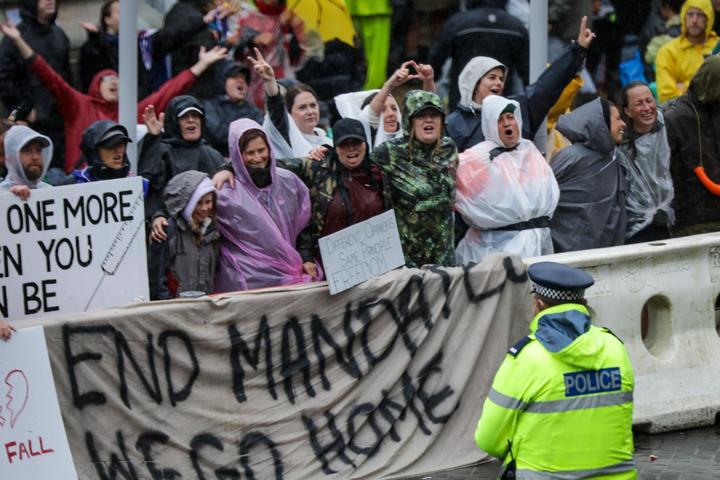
[215,118,318,291]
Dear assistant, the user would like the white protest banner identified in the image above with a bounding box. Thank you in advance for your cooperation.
[0,326,78,480]
[0,178,148,322]
[38,256,532,479]
[319,209,405,294]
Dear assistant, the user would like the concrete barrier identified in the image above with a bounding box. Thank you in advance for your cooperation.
[529,233,720,433]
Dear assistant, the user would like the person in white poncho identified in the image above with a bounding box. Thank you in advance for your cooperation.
[248,48,332,159]
[455,95,559,263]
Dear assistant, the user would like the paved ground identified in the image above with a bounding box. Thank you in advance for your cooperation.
[407,425,720,479]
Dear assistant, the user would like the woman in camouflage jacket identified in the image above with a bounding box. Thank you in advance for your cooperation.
[371,90,458,267]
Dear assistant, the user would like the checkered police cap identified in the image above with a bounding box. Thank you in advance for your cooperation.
[528,262,594,303]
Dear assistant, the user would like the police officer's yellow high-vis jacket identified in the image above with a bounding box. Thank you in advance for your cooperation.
[475,304,636,479]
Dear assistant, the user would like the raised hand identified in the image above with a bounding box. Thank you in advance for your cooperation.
[79,21,99,34]
[388,60,421,89]
[576,16,596,49]
[247,47,275,82]
[415,62,434,82]
[143,105,164,136]
[0,22,21,42]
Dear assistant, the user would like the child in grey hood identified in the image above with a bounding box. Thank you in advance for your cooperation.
[0,125,53,199]
[148,170,219,300]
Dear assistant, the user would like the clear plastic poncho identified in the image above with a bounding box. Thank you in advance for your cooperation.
[455,95,559,263]
[618,111,675,239]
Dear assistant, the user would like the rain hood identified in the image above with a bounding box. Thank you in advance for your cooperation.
[457,56,507,109]
[215,119,317,292]
[0,125,53,192]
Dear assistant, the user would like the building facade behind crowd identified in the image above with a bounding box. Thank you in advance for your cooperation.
[3,0,720,297]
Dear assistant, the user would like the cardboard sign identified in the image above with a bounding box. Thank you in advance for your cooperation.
[0,327,78,479]
[0,178,148,322]
[319,209,405,294]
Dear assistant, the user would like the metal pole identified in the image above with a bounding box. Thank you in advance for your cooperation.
[529,0,548,153]
[119,0,138,171]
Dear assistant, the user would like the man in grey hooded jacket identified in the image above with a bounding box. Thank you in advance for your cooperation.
[549,98,628,253]
[0,124,53,199]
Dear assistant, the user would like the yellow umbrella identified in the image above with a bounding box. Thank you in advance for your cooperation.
[287,0,356,46]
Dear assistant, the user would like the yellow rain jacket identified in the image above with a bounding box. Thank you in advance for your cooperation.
[475,304,636,479]
[655,0,718,103]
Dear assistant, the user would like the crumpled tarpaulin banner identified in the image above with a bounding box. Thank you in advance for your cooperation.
[32,254,531,479]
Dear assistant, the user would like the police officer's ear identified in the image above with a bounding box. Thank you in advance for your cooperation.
[532,295,547,315]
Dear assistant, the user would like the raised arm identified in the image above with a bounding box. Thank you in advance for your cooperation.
[249,47,290,143]
[0,22,83,117]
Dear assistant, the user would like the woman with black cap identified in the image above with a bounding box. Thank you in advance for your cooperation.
[279,117,388,272]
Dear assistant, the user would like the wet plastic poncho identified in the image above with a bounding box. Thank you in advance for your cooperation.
[215,119,315,292]
[262,92,332,159]
[455,95,559,263]
[0,125,53,193]
[618,111,675,239]
[334,90,403,151]
[550,98,627,252]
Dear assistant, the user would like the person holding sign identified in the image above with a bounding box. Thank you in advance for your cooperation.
[215,118,318,291]
[148,170,219,299]
[279,118,388,268]
[0,319,15,340]
[455,95,559,263]
[370,90,458,268]
[0,124,52,200]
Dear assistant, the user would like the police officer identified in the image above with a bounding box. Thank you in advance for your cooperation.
[474,261,636,479]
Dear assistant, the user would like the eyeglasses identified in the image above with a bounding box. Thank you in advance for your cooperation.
[102,75,119,82]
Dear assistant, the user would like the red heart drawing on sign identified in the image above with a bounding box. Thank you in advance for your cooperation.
[0,369,29,428]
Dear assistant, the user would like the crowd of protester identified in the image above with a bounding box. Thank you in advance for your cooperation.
[1,0,720,310]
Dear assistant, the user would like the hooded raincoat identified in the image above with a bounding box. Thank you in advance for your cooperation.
[215,119,315,292]
[0,125,52,193]
[138,95,226,219]
[0,0,69,170]
[72,120,131,183]
[664,56,720,232]
[446,42,587,152]
[618,111,675,240]
[549,98,627,253]
[371,90,458,267]
[148,170,219,300]
[655,0,718,103]
[455,96,559,263]
[24,54,197,172]
[334,90,403,151]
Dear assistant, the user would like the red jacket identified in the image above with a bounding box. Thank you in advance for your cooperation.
[29,54,197,172]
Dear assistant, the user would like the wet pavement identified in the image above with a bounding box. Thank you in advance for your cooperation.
[407,425,720,479]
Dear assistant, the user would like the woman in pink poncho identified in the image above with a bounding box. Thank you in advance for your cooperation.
[215,118,318,292]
